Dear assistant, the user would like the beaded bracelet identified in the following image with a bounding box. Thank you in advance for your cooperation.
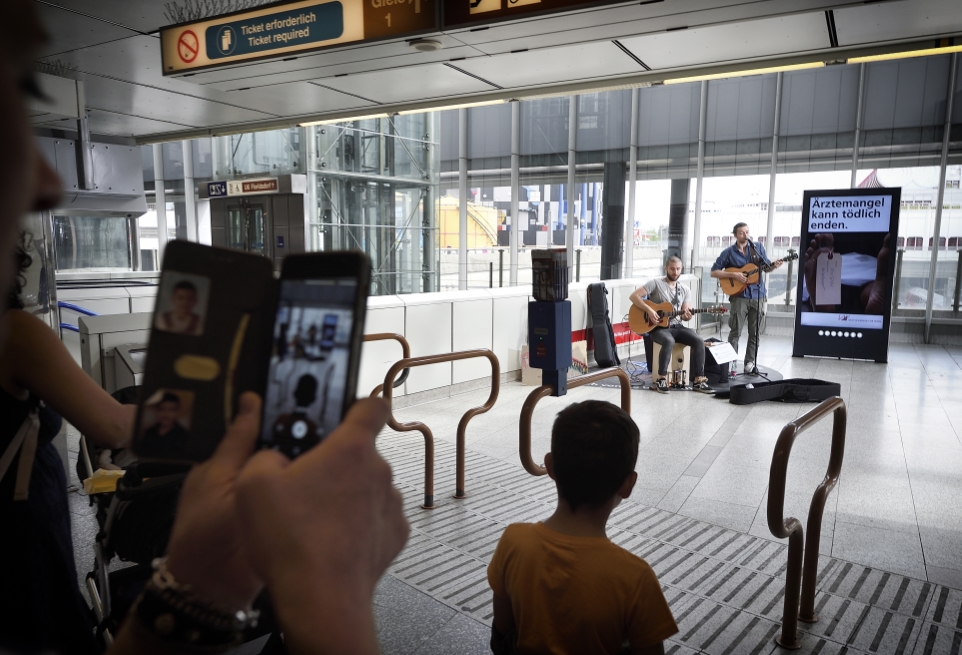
[132,557,260,652]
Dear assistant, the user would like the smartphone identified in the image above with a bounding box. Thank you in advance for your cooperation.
[132,241,276,463]
[257,251,371,458]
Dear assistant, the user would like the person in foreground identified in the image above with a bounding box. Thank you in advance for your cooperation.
[487,401,678,655]
[0,2,409,653]
[629,256,714,395]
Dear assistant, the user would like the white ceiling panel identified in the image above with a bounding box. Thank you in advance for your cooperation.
[37,2,140,57]
[619,12,830,71]
[185,35,479,86]
[223,82,374,116]
[42,0,171,34]
[53,36,169,88]
[312,64,496,105]
[834,0,962,47]
[452,42,642,90]
[84,109,198,138]
[80,76,275,128]
[448,0,853,53]
[203,45,486,92]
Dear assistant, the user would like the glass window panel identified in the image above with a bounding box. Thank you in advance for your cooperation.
[53,216,130,272]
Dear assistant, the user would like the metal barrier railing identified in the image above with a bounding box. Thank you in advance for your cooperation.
[768,396,847,650]
[519,367,632,476]
[376,349,500,509]
[58,301,99,335]
[363,333,411,392]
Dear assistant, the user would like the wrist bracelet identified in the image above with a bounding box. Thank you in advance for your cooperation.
[132,557,259,652]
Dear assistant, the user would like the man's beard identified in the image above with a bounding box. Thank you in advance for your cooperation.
[666,271,680,282]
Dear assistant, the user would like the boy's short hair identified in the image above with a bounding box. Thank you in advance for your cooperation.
[173,280,197,294]
[551,401,640,511]
[732,222,748,235]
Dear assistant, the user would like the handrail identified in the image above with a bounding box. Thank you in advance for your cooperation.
[768,396,846,650]
[60,323,80,333]
[379,349,500,509]
[58,301,100,317]
[363,333,411,391]
[519,367,631,476]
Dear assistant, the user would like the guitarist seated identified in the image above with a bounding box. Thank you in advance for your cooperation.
[629,256,714,395]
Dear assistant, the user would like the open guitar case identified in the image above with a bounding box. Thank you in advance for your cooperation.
[728,378,841,405]
[587,282,620,368]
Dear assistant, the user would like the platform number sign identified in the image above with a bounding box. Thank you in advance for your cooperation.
[470,0,500,13]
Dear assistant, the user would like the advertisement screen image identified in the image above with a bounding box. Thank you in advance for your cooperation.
[260,279,356,457]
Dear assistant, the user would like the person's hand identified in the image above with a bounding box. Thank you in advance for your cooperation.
[861,233,891,314]
[804,233,835,312]
[235,397,409,655]
[731,271,749,284]
[769,259,784,270]
[681,309,693,321]
[165,392,264,610]
[647,310,662,326]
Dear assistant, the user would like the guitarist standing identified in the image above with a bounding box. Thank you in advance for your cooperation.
[629,256,714,395]
[710,223,782,375]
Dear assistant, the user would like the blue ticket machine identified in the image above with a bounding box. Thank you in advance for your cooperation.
[528,300,572,396]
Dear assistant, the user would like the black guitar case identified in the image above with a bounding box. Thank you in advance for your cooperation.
[729,378,841,405]
[587,282,620,368]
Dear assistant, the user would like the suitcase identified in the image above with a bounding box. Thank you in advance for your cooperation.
[729,378,841,405]
[587,282,620,368]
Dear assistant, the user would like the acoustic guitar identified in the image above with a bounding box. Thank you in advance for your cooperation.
[628,302,728,336]
[720,250,798,296]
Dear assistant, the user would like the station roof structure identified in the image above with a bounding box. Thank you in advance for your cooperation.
[30,0,962,142]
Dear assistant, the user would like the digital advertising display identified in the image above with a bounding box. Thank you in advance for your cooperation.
[792,187,901,363]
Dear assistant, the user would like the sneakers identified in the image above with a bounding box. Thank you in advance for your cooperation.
[744,361,759,375]
[693,378,715,394]
[653,378,670,394]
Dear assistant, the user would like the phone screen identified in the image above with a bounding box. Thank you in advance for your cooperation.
[259,277,359,457]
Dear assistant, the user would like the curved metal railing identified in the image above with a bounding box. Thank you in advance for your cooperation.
[519,367,632,476]
[768,396,846,650]
[363,333,411,391]
[58,301,99,335]
[378,349,500,509]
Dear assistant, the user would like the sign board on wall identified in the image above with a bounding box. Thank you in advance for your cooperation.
[791,187,901,363]
[207,178,279,197]
[161,0,437,76]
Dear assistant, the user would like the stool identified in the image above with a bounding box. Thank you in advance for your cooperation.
[643,335,691,383]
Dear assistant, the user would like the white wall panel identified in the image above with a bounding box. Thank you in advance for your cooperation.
[452,293,494,384]
[490,287,529,373]
[402,293,454,394]
[359,297,406,398]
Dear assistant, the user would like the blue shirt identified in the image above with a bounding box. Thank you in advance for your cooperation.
[711,241,771,298]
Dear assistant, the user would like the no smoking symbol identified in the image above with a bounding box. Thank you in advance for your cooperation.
[177,30,199,63]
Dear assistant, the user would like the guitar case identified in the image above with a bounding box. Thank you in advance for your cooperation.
[729,378,841,405]
[587,282,620,368]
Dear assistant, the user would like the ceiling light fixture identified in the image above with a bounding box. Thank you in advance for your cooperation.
[398,99,506,115]
[409,39,443,53]
[299,112,389,126]
[848,44,962,64]
[664,61,824,85]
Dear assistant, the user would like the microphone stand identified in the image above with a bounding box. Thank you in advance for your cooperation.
[746,239,770,381]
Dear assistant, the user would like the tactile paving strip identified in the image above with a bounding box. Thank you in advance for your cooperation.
[377,432,962,655]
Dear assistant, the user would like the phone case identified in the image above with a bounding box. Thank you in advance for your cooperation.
[131,241,276,463]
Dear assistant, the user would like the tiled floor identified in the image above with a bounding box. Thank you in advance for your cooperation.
[67,335,962,653]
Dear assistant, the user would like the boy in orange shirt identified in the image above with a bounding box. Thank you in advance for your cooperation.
[487,401,678,655]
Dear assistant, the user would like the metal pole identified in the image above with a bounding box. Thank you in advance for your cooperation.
[182,140,197,242]
[784,257,794,307]
[567,95,577,281]
[693,80,708,273]
[489,262,493,288]
[499,249,504,287]
[152,144,168,266]
[576,249,581,282]
[765,72,782,250]
[510,100,520,286]
[954,250,962,313]
[625,88,639,279]
[924,52,957,343]
[458,108,468,291]
[893,249,905,312]
[850,63,865,188]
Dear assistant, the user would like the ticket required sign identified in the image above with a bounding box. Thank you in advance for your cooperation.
[161,0,435,75]
[791,187,901,363]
